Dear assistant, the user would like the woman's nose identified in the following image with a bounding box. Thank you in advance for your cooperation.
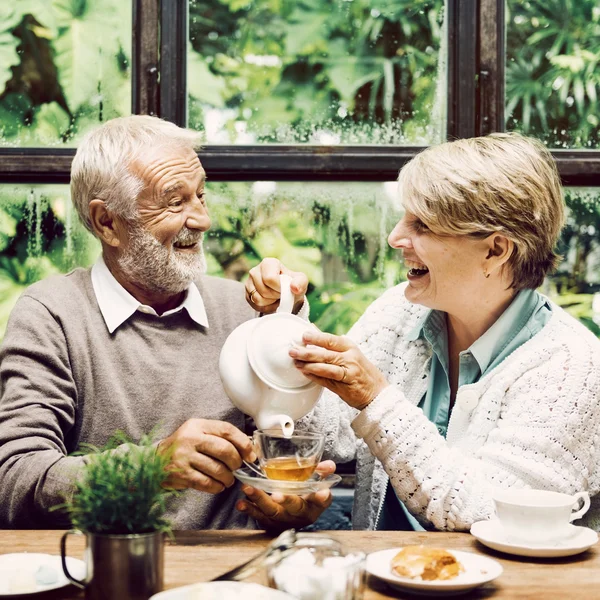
[388,219,412,249]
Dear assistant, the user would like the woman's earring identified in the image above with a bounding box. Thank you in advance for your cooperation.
[483,270,490,279]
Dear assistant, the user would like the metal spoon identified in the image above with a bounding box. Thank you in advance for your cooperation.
[243,459,268,478]
[211,528,298,581]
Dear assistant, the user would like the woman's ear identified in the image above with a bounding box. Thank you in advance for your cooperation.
[89,200,122,247]
[484,233,514,275]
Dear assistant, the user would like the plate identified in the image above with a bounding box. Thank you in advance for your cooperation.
[233,466,341,495]
[470,519,599,558]
[0,553,86,596]
[150,581,294,599]
[365,548,502,597]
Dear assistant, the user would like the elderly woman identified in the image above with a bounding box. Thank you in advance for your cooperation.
[240,132,600,532]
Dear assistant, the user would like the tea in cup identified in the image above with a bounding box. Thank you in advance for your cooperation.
[492,488,591,544]
[253,430,325,482]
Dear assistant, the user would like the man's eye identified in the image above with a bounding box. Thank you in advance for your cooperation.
[170,199,184,207]
[413,220,429,232]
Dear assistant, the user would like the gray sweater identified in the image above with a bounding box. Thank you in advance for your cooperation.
[0,268,256,529]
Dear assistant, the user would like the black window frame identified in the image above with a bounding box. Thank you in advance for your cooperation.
[0,0,597,186]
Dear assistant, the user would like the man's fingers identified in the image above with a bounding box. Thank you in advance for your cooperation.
[315,460,336,475]
[183,469,225,494]
[196,423,256,463]
[236,499,276,526]
[242,486,280,518]
[188,454,235,488]
[271,493,308,516]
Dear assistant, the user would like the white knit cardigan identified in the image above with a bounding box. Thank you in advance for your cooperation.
[300,282,600,531]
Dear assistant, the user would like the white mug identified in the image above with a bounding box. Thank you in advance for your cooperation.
[492,488,590,544]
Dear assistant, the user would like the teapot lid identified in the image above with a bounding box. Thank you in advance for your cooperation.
[247,314,317,392]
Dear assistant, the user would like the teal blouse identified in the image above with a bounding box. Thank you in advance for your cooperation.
[376,288,552,531]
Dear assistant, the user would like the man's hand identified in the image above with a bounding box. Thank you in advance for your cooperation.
[157,419,256,493]
[235,460,336,531]
[245,258,308,315]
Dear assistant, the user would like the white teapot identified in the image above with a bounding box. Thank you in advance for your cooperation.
[219,274,322,436]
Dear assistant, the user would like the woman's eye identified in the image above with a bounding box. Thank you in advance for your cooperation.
[413,220,429,232]
[170,199,184,207]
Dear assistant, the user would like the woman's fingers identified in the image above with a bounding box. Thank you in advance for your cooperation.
[302,330,353,352]
[294,360,348,382]
[289,345,342,364]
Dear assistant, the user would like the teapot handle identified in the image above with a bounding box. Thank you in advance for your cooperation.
[276,274,295,314]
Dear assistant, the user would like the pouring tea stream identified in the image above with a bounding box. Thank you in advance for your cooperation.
[219,275,323,437]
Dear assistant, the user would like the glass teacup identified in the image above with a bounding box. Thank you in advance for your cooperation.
[252,429,325,482]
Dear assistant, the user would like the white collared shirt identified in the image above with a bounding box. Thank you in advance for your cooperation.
[91,257,209,333]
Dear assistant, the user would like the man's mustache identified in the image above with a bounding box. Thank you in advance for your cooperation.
[173,229,203,246]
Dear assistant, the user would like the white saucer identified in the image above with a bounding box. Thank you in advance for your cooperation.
[365,548,502,597]
[233,466,341,495]
[0,553,86,595]
[470,519,599,558]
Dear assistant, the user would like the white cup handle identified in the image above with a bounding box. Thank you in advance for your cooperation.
[276,274,295,314]
[570,491,591,522]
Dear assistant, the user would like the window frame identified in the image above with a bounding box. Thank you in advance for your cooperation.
[0,0,597,186]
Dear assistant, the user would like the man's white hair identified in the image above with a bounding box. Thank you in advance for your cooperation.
[70,115,201,233]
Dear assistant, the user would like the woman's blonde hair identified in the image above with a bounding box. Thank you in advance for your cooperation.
[398,132,565,290]
[70,115,201,233]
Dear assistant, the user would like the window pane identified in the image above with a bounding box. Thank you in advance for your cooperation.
[204,181,402,332]
[188,0,447,145]
[547,187,600,336]
[506,0,600,149]
[0,181,402,338]
[0,184,98,337]
[0,1,132,147]
[3,183,599,340]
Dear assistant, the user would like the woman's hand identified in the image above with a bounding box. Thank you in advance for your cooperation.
[245,258,308,315]
[236,460,335,532]
[289,329,389,410]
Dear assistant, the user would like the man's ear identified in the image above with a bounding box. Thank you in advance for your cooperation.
[484,233,514,275]
[89,200,121,247]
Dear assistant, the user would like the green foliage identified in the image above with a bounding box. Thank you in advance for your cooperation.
[0,0,130,146]
[188,0,445,143]
[55,432,174,535]
[506,0,600,147]
[0,185,98,337]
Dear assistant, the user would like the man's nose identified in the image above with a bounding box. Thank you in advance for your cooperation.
[186,196,211,231]
[388,218,412,249]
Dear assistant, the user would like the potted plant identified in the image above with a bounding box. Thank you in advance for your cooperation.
[57,432,174,600]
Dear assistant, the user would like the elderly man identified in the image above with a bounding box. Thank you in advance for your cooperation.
[0,115,332,529]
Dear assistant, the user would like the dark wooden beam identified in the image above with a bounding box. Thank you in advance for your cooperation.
[159,0,187,126]
[477,0,505,135]
[132,0,160,115]
[0,148,597,185]
[447,0,479,140]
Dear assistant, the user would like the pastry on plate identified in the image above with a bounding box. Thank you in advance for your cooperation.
[390,546,463,581]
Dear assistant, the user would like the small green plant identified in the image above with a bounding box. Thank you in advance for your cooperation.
[55,432,174,535]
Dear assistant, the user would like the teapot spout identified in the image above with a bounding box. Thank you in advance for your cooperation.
[256,414,295,437]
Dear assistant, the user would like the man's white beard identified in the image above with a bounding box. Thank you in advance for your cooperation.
[118,225,207,294]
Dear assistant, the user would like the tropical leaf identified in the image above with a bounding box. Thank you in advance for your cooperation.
[52,0,129,112]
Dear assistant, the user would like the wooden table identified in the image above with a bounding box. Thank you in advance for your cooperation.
[1,530,598,598]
